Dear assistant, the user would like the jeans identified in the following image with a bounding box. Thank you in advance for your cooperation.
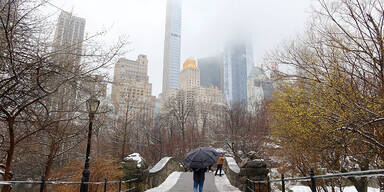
[215,164,223,176]
[193,179,204,192]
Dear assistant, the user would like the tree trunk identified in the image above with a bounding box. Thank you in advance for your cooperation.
[2,118,15,192]
[348,172,368,192]
[353,178,368,192]
[379,177,384,192]
[181,124,185,153]
[43,155,54,192]
[121,125,127,160]
[136,126,139,151]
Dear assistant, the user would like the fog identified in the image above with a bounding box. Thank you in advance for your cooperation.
[50,0,314,96]
[183,0,312,62]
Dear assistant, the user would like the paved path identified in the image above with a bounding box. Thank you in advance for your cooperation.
[145,171,241,192]
[167,172,219,192]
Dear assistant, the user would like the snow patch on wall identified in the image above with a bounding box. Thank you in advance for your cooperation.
[149,157,172,173]
[225,156,240,173]
[124,153,143,168]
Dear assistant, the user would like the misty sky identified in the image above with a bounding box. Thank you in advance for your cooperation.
[50,0,314,96]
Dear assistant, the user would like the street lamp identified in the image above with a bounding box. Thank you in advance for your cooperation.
[80,96,100,192]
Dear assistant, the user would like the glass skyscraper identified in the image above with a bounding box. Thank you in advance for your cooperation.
[198,56,224,91]
[162,0,182,94]
[223,40,254,104]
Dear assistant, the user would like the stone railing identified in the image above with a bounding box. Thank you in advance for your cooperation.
[223,157,269,192]
[123,156,182,191]
[147,157,182,188]
[223,156,242,189]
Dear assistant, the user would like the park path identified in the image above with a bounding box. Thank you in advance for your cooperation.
[146,171,241,192]
[167,172,218,192]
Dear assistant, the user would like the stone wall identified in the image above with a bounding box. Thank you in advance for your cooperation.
[223,156,242,189]
[240,159,269,192]
[123,156,182,191]
[223,157,269,192]
[122,157,149,192]
[147,157,182,188]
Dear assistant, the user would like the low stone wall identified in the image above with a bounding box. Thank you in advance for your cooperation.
[122,156,183,191]
[240,159,269,192]
[223,156,242,190]
[147,157,182,189]
[223,157,269,192]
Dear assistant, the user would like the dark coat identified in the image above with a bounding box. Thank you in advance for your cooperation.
[192,168,207,182]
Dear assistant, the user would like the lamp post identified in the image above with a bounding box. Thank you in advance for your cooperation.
[80,96,100,192]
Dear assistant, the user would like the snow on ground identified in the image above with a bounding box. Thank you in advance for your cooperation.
[145,172,182,192]
[149,157,172,173]
[286,185,380,192]
[124,153,143,168]
[215,172,242,192]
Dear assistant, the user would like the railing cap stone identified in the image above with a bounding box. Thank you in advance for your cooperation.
[225,156,240,174]
[149,157,173,174]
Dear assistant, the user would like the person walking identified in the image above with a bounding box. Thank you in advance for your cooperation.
[215,154,225,176]
[192,167,207,192]
[183,147,220,192]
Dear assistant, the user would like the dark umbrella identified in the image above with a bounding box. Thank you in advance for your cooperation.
[183,147,220,169]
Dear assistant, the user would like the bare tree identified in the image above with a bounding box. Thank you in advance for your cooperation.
[0,1,127,191]
[111,97,140,160]
[164,90,195,153]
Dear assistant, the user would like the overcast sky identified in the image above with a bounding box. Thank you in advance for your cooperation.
[49,0,314,96]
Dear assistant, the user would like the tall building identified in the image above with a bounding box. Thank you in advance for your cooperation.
[51,11,86,113]
[180,59,200,90]
[198,56,224,91]
[247,66,274,112]
[162,59,225,131]
[53,11,86,66]
[162,0,182,93]
[112,55,156,120]
[50,11,87,165]
[53,11,105,104]
[247,66,267,112]
[223,40,254,104]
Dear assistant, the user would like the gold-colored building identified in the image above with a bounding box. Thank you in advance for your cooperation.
[179,59,225,105]
[179,58,200,90]
[162,59,225,133]
[112,55,156,120]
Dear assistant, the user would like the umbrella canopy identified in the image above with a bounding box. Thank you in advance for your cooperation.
[183,147,220,169]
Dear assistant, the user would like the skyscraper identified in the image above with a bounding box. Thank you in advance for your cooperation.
[50,12,87,164]
[111,55,156,120]
[53,11,86,66]
[179,59,200,90]
[223,39,254,104]
[198,56,224,91]
[162,0,182,94]
[51,11,86,113]
[247,66,274,112]
[162,59,225,132]
[247,66,267,112]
